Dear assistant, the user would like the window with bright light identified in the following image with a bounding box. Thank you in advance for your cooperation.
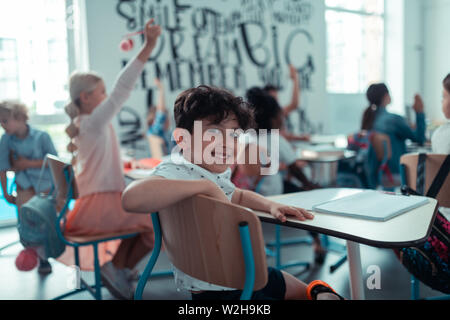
[0,0,69,115]
[326,0,385,94]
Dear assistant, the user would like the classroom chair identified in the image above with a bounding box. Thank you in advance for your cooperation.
[46,155,171,300]
[400,153,450,300]
[135,194,269,300]
[254,177,311,272]
[371,132,400,191]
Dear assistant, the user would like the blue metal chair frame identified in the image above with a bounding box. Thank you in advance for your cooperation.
[53,165,171,300]
[254,178,310,272]
[135,213,257,300]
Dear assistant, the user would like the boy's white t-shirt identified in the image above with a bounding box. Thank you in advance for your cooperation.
[149,153,237,292]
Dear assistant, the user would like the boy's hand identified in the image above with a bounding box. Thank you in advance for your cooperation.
[144,19,162,50]
[5,194,16,205]
[269,203,314,223]
[11,156,30,172]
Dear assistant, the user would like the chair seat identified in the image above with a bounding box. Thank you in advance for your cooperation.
[64,229,148,244]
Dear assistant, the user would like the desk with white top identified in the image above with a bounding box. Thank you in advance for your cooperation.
[125,169,438,300]
[253,188,438,300]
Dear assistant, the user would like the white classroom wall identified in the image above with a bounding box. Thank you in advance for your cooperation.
[77,0,327,150]
[74,0,448,142]
[423,0,450,124]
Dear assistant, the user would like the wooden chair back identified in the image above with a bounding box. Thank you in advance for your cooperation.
[46,154,79,212]
[401,154,450,207]
[159,195,268,290]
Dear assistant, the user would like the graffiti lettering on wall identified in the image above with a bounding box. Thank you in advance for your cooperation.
[116,0,316,94]
[116,0,320,147]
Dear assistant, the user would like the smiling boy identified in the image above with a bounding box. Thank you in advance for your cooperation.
[122,85,343,300]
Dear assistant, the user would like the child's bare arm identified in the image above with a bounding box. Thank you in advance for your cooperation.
[154,78,166,113]
[11,157,44,171]
[232,188,314,223]
[122,176,228,213]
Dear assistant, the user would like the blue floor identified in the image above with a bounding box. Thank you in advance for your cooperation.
[0,178,17,223]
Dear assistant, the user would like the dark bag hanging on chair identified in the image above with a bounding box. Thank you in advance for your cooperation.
[17,158,69,260]
[397,154,450,294]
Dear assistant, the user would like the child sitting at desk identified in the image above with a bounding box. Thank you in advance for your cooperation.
[431,74,450,155]
[0,100,58,274]
[122,85,344,300]
[264,65,310,142]
[361,83,426,173]
[243,87,325,263]
[58,19,161,300]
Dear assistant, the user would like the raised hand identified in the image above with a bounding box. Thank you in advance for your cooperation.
[413,94,425,113]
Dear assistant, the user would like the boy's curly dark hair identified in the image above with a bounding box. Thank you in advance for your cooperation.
[174,85,254,132]
[246,87,282,130]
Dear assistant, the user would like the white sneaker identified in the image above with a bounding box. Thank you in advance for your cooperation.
[100,262,134,300]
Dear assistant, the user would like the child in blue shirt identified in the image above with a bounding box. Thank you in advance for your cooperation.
[0,100,58,274]
[361,83,426,173]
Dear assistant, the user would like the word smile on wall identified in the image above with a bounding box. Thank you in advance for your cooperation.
[116,0,316,96]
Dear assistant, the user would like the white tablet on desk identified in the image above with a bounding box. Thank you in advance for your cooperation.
[312,190,430,222]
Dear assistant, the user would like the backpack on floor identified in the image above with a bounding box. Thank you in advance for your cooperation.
[18,194,66,259]
[395,154,450,294]
[17,158,70,260]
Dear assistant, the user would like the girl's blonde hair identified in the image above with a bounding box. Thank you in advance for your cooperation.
[0,100,29,122]
[65,71,103,158]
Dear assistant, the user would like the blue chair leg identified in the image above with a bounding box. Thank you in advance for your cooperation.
[411,275,420,300]
[266,225,311,271]
[134,213,163,300]
[239,222,255,300]
[321,235,348,273]
[93,243,102,300]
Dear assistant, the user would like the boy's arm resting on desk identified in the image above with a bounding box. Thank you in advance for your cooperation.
[122,176,228,213]
[232,188,314,223]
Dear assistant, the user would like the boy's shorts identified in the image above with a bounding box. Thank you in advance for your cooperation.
[191,267,286,300]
